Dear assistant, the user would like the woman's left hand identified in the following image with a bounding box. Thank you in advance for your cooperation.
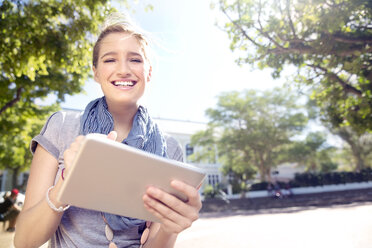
[143,180,202,234]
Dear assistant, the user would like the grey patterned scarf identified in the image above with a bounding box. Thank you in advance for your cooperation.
[79,96,167,230]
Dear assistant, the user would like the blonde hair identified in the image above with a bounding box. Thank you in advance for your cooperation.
[92,12,152,67]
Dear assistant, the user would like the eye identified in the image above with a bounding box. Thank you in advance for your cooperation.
[103,58,115,63]
[130,58,143,63]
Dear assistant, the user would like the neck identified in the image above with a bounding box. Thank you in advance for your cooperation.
[106,101,139,141]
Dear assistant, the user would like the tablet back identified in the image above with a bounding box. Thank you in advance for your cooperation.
[57,134,206,222]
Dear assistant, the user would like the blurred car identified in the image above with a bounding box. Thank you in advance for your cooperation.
[0,190,25,207]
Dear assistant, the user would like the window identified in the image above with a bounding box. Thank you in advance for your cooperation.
[207,174,220,187]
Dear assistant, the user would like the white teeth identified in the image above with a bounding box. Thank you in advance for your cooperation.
[114,81,134,86]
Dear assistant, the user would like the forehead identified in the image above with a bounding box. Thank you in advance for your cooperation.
[99,32,145,56]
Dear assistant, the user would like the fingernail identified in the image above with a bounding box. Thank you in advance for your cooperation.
[147,186,156,194]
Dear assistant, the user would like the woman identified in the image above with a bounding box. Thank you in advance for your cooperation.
[14,14,202,248]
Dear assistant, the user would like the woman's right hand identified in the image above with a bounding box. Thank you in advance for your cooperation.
[62,135,85,179]
[63,131,118,179]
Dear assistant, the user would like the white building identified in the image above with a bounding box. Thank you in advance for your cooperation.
[154,117,223,190]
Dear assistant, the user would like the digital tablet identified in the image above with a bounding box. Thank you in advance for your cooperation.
[57,133,206,222]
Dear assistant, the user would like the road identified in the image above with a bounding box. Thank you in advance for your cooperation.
[1,202,371,248]
[175,202,372,248]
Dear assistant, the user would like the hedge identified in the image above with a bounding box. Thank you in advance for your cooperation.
[249,168,372,191]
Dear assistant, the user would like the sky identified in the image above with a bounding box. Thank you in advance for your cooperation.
[57,0,286,123]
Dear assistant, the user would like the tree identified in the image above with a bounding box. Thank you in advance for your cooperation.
[191,88,308,182]
[0,0,118,186]
[286,131,338,172]
[306,98,372,171]
[333,126,372,171]
[0,0,118,116]
[217,0,372,133]
[0,104,57,189]
[190,127,219,164]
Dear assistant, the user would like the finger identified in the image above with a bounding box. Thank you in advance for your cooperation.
[74,135,86,144]
[64,136,85,167]
[107,131,117,141]
[197,183,202,190]
[143,203,184,234]
[63,148,74,166]
[75,135,85,142]
[143,194,181,221]
[171,180,202,210]
[70,135,85,151]
[143,195,192,232]
[145,187,198,221]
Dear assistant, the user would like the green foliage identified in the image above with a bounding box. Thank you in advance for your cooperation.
[291,168,372,187]
[191,87,308,182]
[333,126,372,171]
[0,0,116,115]
[203,185,217,198]
[250,168,372,189]
[286,131,337,172]
[189,128,218,164]
[0,103,58,182]
[217,0,372,133]
[0,0,118,177]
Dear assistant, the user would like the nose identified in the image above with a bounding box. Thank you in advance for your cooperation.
[116,59,131,77]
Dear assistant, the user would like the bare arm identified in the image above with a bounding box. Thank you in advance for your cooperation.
[14,145,66,248]
[15,133,117,248]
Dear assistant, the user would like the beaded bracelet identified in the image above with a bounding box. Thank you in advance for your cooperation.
[46,186,70,212]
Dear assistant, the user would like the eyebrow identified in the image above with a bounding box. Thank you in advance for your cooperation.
[100,51,144,60]
[100,51,117,59]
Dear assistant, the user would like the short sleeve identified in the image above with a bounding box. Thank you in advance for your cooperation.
[30,112,65,160]
[165,134,184,162]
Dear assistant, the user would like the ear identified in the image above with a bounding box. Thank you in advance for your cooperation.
[147,66,152,82]
[93,66,100,83]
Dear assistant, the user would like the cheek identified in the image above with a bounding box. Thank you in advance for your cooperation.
[131,65,147,78]
[96,65,112,78]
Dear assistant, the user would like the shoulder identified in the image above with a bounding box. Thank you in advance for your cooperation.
[31,110,82,158]
[57,110,83,132]
[164,134,184,162]
[40,110,82,133]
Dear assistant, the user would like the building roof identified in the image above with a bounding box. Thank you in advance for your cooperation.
[154,118,206,136]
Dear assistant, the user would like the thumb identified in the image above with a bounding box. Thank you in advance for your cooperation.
[107,131,118,141]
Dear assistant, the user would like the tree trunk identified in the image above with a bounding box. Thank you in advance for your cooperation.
[336,128,365,172]
[351,148,364,172]
[266,167,272,183]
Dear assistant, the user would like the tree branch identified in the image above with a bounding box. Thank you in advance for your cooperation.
[268,45,313,55]
[256,1,285,50]
[330,33,372,44]
[220,4,263,48]
[334,46,372,56]
[0,87,23,115]
[276,32,307,44]
[267,42,372,57]
[306,64,363,97]
[286,0,298,39]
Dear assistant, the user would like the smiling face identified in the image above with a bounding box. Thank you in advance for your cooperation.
[93,32,151,109]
